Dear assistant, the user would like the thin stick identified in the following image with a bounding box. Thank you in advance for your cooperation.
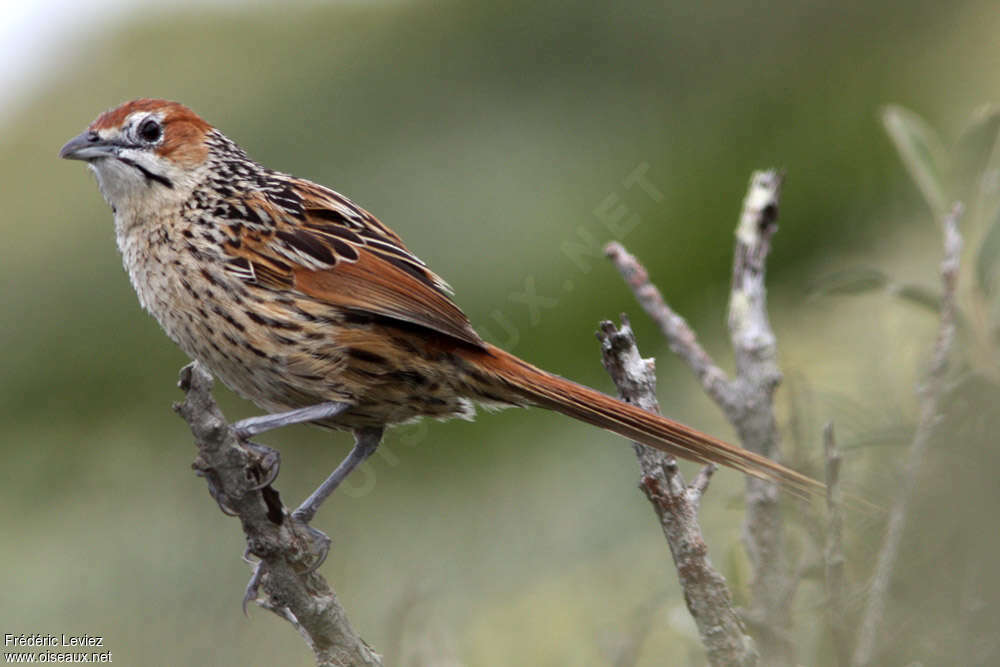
[823,422,849,667]
[604,243,736,412]
[851,203,964,667]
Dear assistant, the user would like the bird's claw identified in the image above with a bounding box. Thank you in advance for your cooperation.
[243,441,281,491]
[241,544,256,565]
[240,522,328,615]
[296,521,332,574]
[243,560,265,616]
[199,472,240,516]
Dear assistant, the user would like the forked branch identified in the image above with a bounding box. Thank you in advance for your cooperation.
[607,170,796,665]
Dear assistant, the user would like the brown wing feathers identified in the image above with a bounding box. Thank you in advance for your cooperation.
[294,255,485,348]
[221,178,485,348]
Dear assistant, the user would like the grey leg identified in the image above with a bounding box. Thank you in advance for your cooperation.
[234,407,376,583]
[232,401,351,439]
[293,427,384,523]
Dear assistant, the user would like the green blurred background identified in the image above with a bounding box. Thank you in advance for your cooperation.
[4,0,999,664]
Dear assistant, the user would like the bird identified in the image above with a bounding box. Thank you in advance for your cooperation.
[60,98,823,525]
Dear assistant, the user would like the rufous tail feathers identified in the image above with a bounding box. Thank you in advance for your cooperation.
[471,344,825,498]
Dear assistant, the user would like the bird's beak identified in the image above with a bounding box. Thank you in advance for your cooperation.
[59,130,118,161]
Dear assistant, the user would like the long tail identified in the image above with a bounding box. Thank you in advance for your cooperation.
[465,344,825,498]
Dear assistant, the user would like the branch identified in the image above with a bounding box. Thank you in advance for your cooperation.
[598,316,758,667]
[608,170,796,665]
[823,422,849,667]
[174,362,382,667]
[851,203,964,667]
[725,171,796,665]
[605,243,737,412]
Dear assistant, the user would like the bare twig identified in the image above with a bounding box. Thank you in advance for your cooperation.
[598,316,758,667]
[725,171,796,666]
[823,422,849,667]
[608,170,796,665]
[604,243,737,412]
[175,362,382,667]
[851,203,964,667]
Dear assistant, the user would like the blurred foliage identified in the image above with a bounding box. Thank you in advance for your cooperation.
[3,0,1000,664]
[805,102,1000,666]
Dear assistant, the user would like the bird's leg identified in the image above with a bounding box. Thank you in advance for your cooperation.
[232,401,351,439]
[293,426,384,524]
[232,405,379,578]
[258,427,383,575]
[231,402,361,577]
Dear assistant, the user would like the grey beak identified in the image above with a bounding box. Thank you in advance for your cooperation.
[60,130,117,161]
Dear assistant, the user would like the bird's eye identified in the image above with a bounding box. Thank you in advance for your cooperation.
[138,118,162,143]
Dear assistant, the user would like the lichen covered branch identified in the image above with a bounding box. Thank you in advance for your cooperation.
[174,362,382,667]
[726,171,795,666]
[598,317,757,667]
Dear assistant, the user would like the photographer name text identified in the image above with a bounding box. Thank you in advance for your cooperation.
[5,635,103,649]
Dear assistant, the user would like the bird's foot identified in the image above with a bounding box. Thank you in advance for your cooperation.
[243,440,281,491]
[241,520,331,613]
[294,521,332,574]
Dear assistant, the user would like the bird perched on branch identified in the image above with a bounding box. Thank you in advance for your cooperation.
[61,99,822,525]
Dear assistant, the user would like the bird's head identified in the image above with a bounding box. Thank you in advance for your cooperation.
[60,99,214,214]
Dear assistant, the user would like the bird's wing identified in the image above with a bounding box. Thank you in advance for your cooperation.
[218,175,486,349]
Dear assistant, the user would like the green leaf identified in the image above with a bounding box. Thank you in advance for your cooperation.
[891,282,972,338]
[889,283,940,313]
[840,426,913,451]
[882,105,950,220]
[808,267,889,298]
[953,105,1000,203]
[976,208,1000,295]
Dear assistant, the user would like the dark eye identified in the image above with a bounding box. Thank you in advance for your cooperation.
[138,118,162,143]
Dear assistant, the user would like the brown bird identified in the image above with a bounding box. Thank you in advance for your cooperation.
[61,99,822,524]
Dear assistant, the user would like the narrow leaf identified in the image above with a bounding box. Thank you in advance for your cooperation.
[882,105,950,219]
[889,283,941,313]
[890,283,970,336]
[953,104,1000,202]
[808,267,889,298]
[976,208,1000,295]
